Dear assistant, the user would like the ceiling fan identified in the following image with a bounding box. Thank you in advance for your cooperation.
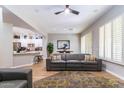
[54,5,80,15]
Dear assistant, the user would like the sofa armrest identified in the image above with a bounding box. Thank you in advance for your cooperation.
[46,59,52,70]
[96,58,102,71]
[46,58,52,64]
[0,68,32,88]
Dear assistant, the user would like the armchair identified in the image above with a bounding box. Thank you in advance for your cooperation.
[0,68,32,88]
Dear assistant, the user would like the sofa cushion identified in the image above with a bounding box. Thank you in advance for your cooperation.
[0,74,2,81]
[81,61,97,64]
[80,60,97,63]
[61,54,90,60]
[66,54,85,60]
[0,80,27,88]
[67,60,82,63]
[66,63,82,67]
[61,54,66,60]
[80,60,87,63]
[51,60,66,63]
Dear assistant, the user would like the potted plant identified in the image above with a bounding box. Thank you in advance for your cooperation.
[47,42,54,57]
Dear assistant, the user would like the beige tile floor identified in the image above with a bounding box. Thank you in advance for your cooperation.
[32,61,58,82]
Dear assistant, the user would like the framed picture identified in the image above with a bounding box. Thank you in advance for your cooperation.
[13,35,20,39]
[13,42,21,51]
[57,40,70,49]
[28,43,35,51]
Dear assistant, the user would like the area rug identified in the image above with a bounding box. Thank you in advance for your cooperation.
[33,71,124,88]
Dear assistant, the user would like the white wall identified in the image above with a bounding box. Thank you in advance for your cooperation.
[0,8,13,68]
[48,34,80,53]
[80,5,124,80]
[42,35,48,59]
[13,54,35,67]
[0,8,3,67]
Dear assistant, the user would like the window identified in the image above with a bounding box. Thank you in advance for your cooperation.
[81,32,92,54]
[85,32,92,54]
[99,26,105,58]
[112,16,122,62]
[105,22,112,59]
[99,16,123,63]
[81,36,85,53]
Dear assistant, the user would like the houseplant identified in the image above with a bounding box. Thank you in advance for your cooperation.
[47,42,54,56]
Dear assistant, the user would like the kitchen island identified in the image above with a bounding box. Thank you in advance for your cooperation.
[13,51,41,67]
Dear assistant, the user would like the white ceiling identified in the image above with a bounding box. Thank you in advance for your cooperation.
[36,5,112,34]
[3,5,112,34]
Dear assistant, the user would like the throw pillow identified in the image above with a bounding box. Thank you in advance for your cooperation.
[52,55,57,60]
[89,55,96,62]
[56,55,61,60]
[84,55,90,61]
[52,55,61,60]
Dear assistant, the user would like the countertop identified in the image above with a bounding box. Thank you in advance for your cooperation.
[13,51,41,55]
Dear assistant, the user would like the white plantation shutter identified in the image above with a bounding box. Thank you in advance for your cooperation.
[105,22,112,59]
[99,16,123,63]
[81,36,86,53]
[81,32,92,54]
[112,16,123,62]
[85,32,92,54]
[99,26,105,58]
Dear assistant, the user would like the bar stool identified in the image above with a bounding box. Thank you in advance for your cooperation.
[33,55,43,64]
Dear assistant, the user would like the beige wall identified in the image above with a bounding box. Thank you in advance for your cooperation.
[48,34,81,54]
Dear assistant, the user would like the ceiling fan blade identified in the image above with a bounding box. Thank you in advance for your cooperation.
[54,11,64,15]
[70,9,79,15]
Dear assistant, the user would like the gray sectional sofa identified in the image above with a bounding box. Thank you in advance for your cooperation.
[46,54,102,71]
[0,68,32,88]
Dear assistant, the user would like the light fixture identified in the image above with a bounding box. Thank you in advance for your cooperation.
[64,8,70,14]
[69,28,73,31]
[34,9,39,13]
[93,9,98,13]
[53,28,56,31]
[64,28,67,31]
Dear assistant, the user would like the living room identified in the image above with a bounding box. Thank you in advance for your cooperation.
[47,5,124,80]
[0,0,124,91]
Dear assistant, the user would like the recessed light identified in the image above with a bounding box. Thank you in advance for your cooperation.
[64,28,67,31]
[53,28,57,31]
[34,9,39,13]
[93,9,98,13]
[69,28,73,31]
[63,28,74,31]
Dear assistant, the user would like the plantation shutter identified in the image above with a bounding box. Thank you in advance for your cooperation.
[112,16,123,62]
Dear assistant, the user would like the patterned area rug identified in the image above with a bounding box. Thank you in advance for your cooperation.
[33,71,124,88]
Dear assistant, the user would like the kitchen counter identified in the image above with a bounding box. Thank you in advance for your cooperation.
[13,51,40,55]
[13,51,42,67]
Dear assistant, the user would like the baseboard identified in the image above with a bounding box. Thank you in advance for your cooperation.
[105,69,124,80]
[11,63,33,68]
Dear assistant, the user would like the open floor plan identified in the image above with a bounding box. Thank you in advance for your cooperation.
[0,5,124,88]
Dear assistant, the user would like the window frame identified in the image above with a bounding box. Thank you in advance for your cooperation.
[99,15,124,64]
